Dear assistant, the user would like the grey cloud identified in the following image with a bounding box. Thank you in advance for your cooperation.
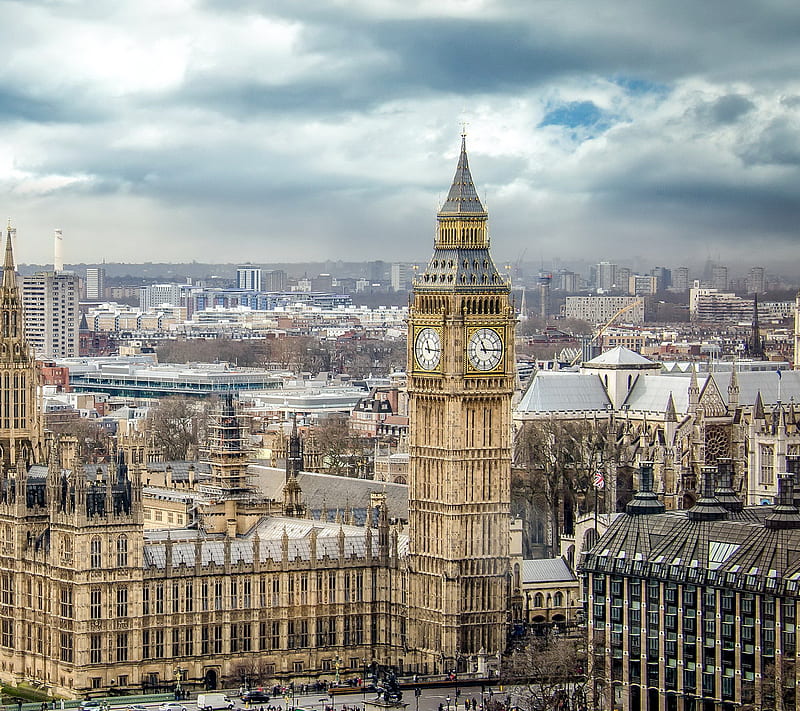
[739,117,800,167]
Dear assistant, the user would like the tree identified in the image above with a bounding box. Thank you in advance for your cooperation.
[145,397,211,461]
[309,414,373,477]
[49,417,110,463]
[506,633,588,711]
[514,418,623,556]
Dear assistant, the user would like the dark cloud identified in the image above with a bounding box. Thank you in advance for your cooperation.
[0,0,798,277]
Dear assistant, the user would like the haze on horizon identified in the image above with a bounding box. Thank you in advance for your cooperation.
[1,1,799,274]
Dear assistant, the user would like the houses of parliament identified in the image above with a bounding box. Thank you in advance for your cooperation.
[0,137,516,698]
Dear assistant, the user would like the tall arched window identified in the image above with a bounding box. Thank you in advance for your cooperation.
[554,591,564,607]
[90,537,102,569]
[533,593,544,608]
[117,535,128,567]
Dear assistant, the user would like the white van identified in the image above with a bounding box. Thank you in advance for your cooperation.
[197,694,234,711]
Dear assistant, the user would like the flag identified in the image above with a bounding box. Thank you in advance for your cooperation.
[593,470,605,489]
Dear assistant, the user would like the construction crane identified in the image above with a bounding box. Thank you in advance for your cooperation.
[570,298,645,366]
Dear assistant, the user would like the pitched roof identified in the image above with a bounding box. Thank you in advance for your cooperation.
[584,346,657,369]
[515,372,611,414]
[521,557,576,583]
[438,134,487,216]
[623,373,698,415]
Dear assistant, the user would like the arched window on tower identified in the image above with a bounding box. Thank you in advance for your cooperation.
[116,535,128,567]
[90,537,102,569]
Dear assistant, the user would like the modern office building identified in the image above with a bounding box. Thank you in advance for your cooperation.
[582,460,800,711]
[597,261,618,291]
[20,270,80,358]
[85,267,106,300]
[236,265,262,291]
[747,266,766,295]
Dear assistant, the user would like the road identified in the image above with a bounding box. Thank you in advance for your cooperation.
[102,684,513,711]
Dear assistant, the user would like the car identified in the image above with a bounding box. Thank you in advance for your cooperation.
[80,703,101,711]
[240,692,271,704]
[159,704,187,711]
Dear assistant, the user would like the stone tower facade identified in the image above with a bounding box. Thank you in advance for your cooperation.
[407,135,515,672]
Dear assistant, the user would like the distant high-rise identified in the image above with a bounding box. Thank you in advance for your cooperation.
[711,265,728,291]
[747,266,766,294]
[20,271,80,358]
[650,266,671,291]
[391,263,413,292]
[262,269,287,291]
[671,266,689,292]
[597,261,617,291]
[236,265,262,291]
[85,266,105,300]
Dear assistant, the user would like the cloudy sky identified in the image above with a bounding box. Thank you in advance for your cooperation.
[1,0,799,275]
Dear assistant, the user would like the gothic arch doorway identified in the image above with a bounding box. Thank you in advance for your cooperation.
[204,669,218,690]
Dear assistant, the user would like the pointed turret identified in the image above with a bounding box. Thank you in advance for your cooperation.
[0,224,44,474]
[664,392,677,423]
[439,133,487,216]
[727,364,739,410]
[754,391,766,421]
[748,293,765,358]
[688,365,699,414]
[416,133,504,290]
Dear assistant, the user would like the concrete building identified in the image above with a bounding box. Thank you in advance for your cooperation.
[138,283,183,311]
[747,266,766,295]
[565,296,645,325]
[20,270,80,358]
[671,267,690,293]
[597,261,618,291]
[85,267,106,300]
[628,275,657,296]
[390,263,413,292]
[711,264,729,291]
[262,270,287,292]
[689,286,753,322]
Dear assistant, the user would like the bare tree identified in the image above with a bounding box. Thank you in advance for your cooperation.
[145,397,211,461]
[514,418,623,556]
[506,634,588,711]
[49,417,111,463]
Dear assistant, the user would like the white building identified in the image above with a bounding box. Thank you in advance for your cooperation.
[138,283,183,310]
[236,265,262,291]
[20,271,80,358]
[84,267,105,300]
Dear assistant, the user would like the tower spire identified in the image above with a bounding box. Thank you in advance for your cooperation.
[439,133,486,217]
[2,224,16,292]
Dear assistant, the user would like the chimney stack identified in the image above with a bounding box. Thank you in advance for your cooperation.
[53,229,63,272]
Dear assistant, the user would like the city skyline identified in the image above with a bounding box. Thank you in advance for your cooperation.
[1,2,799,271]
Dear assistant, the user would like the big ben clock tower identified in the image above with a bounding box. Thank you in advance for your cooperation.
[408,134,514,671]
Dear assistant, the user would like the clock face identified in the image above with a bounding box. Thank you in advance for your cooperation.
[414,327,442,371]
[467,327,504,371]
